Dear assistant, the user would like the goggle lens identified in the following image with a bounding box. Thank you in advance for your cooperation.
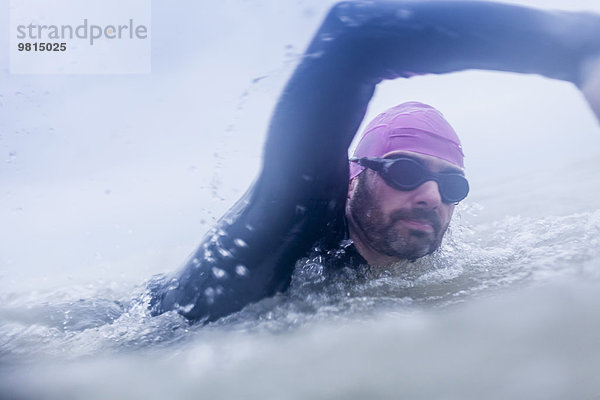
[387,158,426,188]
[438,175,470,203]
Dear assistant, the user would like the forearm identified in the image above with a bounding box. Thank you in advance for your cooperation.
[149,179,342,321]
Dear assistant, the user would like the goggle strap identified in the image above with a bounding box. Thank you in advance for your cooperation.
[352,157,388,173]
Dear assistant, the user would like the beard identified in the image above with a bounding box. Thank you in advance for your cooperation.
[348,174,448,261]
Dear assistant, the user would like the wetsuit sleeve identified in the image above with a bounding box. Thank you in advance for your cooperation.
[149,1,600,322]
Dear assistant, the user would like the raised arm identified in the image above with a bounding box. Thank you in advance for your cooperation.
[150,1,600,322]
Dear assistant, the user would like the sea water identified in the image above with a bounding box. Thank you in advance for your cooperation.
[3,157,600,399]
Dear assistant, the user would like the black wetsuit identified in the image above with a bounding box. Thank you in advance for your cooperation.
[149,1,600,322]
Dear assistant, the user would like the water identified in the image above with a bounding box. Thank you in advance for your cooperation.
[3,159,600,399]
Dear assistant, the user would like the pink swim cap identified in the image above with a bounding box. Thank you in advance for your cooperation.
[350,102,464,179]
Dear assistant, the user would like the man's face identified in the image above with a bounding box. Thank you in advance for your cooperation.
[346,151,461,263]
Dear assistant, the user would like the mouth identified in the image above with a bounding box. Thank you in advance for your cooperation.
[400,218,435,233]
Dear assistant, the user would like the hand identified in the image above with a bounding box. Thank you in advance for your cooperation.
[581,55,600,124]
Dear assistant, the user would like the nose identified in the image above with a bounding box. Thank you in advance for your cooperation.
[412,180,442,208]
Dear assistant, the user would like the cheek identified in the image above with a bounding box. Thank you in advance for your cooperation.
[371,178,412,211]
[440,205,455,226]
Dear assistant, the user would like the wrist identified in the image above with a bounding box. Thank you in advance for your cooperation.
[580,54,600,123]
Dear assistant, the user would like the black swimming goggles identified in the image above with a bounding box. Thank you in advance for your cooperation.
[350,156,470,204]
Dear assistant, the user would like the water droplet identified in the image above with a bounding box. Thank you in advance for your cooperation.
[339,239,353,249]
[6,151,16,163]
[396,9,413,20]
[234,238,248,248]
[167,278,179,291]
[338,15,361,27]
[204,287,215,304]
[296,205,307,214]
[176,303,194,313]
[305,51,324,59]
[212,267,227,279]
[235,265,249,277]
[252,75,268,84]
[217,247,233,258]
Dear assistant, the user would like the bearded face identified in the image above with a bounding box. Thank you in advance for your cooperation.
[346,153,457,264]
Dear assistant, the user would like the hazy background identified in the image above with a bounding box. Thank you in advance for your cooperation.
[2,0,600,291]
[4,2,600,399]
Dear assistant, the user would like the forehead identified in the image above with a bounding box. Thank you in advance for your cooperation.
[383,150,464,174]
